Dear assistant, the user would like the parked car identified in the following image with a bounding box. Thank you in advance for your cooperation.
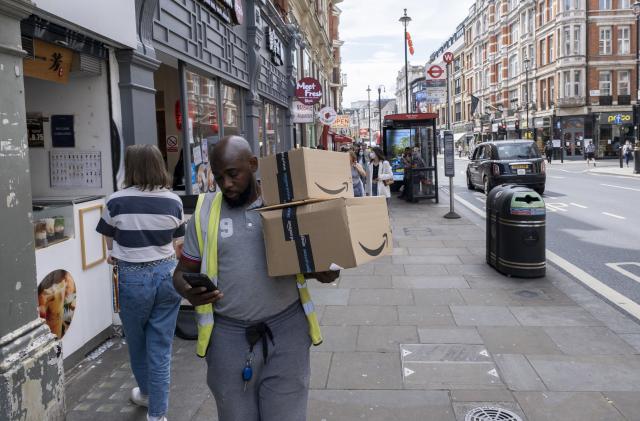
[466,140,546,195]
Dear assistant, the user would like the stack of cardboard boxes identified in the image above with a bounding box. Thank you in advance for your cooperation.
[259,147,393,277]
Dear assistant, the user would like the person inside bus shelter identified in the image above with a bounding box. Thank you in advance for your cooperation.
[407,145,427,201]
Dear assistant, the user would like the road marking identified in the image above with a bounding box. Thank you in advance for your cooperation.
[606,263,640,284]
[548,176,566,179]
[602,212,626,220]
[601,183,640,192]
[403,367,415,377]
[402,348,413,357]
[570,202,587,209]
[546,203,568,212]
[453,193,640,322]
[476,197,486,203]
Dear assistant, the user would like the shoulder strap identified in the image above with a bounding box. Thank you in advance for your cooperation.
[204,192,223,278]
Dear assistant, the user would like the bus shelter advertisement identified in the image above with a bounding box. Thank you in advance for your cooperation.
[387,129,412,182]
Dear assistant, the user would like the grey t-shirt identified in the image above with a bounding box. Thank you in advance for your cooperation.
[182,194,299,321]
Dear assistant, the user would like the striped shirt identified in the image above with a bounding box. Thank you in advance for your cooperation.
[96,187,185,263]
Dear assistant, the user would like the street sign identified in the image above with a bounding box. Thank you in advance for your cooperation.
[425,65,446,104]
[443,52,453,64]
[317,106,337,125]
[426,65,445,80]
[291,100,314,123]
[331,115,351,130]
[444,131,455,177]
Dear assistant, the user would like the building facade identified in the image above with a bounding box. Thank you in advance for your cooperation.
[395,64,425,113]
[429,0,639,157]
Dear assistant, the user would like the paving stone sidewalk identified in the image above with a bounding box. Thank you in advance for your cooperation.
[65,198,640,421]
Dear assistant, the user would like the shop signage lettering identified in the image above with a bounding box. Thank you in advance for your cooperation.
[199,0,234,24]
[291,100,314,123]
[27,113,45,148]
[266,27,284,66]
[603,113,632,125]
[51,115,75,148]
[23,39,72,84]
[295,77,323,105]
[331,115,351,130]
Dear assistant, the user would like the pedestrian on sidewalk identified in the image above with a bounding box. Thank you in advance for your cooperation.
[96,145,185,421]
[544,140,553,164]
[399,147,412,199]
[585,140,596,167]
[172,136,338,421]
[349,150,366,197]
[622,140,634,167]
[457,143,463,158]
[366,146,394,203]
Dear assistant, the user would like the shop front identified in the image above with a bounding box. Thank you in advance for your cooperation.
[557,116,592,156]
[594,112,635,158]
[534,117,552,150]
[20,14,134,365]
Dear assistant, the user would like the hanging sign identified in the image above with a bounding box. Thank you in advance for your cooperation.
[266,27,284,66]
[292,100,314,123]
[295,77,323,105]
[317,106,337,126]
[331,115,351,130]
[23,39,72,84]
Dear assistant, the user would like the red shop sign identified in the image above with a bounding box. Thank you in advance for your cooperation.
[295,77,323,105]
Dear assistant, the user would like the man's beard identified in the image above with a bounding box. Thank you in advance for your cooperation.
[224,181,255,208]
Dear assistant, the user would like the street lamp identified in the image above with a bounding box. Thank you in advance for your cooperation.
[399,9,412,113]
[524,56,530,140]
[378,85,385,146]
[633,2,640,174]
[367,85,372,145]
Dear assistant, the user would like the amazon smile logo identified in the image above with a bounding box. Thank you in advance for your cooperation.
[359,233,389,257]
[314,182,349,195]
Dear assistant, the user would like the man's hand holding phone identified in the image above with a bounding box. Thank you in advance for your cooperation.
[180,273,223,306]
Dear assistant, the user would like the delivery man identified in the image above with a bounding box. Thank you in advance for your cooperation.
[173,136,338,421]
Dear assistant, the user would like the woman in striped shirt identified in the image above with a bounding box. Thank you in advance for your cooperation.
[97,145,184,421]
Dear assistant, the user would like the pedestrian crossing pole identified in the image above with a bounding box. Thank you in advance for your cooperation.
[443,55,460,219]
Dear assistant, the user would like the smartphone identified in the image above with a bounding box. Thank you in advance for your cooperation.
[182,273,218,293]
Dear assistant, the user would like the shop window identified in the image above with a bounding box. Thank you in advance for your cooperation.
[262,103,277,156]
[222,84,241,136]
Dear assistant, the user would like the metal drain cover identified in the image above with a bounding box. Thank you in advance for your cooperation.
[465,406,523,421]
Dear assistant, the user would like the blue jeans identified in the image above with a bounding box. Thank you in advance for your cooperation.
[118,258,181,417]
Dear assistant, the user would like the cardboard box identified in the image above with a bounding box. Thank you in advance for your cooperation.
[260,147,352,206]
[260,196,392,277]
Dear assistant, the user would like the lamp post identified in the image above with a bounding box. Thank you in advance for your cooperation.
[633,2,640,173]
[367,85,372,145]
[378,85,385,145]
[524,57,530,140]
[399,9,412,113]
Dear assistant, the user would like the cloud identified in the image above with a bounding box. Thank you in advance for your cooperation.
[340,0,474,107]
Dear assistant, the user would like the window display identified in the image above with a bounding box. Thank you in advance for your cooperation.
[222,84,241,136]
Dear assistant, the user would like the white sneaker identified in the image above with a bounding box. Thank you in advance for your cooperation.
[130,387,149,407]
[147,416,167,421]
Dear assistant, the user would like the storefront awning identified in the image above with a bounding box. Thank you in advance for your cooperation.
[454,132,466,142]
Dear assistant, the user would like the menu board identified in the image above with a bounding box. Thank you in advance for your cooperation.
[50,151,102,188]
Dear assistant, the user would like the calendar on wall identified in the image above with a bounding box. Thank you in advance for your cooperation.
[50,151,102,188]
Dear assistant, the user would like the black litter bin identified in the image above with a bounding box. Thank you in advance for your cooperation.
[486,185,546,278]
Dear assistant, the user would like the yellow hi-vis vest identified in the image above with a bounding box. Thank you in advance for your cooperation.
[192,192,323,357]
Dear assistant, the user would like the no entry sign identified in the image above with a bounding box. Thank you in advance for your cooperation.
[295,77,323,105]
[426,65,445,80]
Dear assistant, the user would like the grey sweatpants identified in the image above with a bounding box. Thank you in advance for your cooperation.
[205,302,311,421]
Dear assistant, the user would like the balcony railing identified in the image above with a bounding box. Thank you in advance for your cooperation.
[618,95,631,105]
[599,96,613,106]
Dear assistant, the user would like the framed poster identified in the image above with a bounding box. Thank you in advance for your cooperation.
[27,113,45,147]
[51,115,75,147]
[78,204,107,270]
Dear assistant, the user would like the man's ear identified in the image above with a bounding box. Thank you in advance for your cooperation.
[249,156,259,173]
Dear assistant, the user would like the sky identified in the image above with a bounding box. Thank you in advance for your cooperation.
[339,0,475,108]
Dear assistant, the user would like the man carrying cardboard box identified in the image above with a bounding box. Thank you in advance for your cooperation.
[172,136,338,421]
